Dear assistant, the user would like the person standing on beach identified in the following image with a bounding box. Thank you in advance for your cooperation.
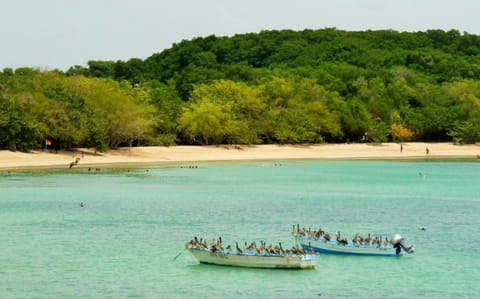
[426,147,430,155]
[400,144,403,153]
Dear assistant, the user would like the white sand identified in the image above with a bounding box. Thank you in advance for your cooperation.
[1,143,479,170]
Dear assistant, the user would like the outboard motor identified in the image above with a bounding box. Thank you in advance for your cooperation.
[391,234,415,254]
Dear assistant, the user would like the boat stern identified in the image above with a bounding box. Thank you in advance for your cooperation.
[299,253,319,269]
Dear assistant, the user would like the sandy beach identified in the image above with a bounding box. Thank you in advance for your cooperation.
[0,143,479,170]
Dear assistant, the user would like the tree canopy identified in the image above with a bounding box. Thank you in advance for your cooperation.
[2,28,480,151]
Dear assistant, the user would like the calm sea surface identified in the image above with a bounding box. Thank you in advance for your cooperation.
[1,160,479,298]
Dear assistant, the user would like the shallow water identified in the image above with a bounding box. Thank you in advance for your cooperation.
[1,160,479,298]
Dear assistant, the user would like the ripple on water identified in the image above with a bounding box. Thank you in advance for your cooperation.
[0,161,479,298]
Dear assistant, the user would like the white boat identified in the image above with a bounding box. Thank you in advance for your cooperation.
[295,233,414,257]
[187,247,318,269]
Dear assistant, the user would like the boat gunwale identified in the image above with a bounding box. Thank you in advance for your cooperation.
[186,247,318,269]
[187,247,317,259]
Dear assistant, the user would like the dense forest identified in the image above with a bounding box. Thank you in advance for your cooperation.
[2,28,480,151]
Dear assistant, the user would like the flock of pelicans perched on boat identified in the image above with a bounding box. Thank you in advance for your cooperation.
[181,224,415,268]
[294,225,391,247]
[185,236,314,256]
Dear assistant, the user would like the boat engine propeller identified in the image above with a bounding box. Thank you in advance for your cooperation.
[391,234,414,254]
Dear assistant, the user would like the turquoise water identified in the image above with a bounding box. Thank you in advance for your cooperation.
[1,160,479,298]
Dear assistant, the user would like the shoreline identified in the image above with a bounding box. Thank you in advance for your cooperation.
[1,143,479,170]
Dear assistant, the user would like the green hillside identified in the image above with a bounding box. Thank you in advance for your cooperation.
[2,28,480,151]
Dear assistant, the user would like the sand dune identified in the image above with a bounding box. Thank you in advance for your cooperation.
[1,143,479,170]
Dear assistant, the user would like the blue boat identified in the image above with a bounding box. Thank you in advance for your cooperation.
[294,229,414,257]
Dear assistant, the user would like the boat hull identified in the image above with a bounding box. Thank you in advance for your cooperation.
[187,248,318,269]
[297,236,401,257]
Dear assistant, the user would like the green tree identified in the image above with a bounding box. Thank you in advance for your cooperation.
[149,80,184,145]
[448,120,480,144]
[190,80,266,144]
[0,87,38,151]
[66,76,153,149]
[178,98,237,145]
